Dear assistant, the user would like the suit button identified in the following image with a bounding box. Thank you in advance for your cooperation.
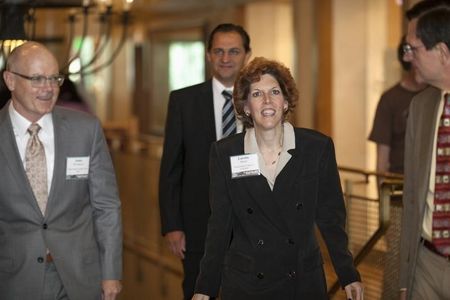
[288,270,296,279]
[296,202,303,210]
[256,272,264,279]
[37,257,44,263]
[287,238,295,245]
[247,208,253,214]
[43,223,48,229]
[257,239,264,246]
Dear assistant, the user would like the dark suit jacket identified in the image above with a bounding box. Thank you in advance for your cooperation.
[159,80,216,251]
[195,128,360,299]
[0,105,122,300]
[399,86,441,297]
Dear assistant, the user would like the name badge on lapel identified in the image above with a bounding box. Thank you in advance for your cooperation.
[66,156,90,179]
[230,153,260,179]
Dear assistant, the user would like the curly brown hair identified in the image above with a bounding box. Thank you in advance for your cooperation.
[233,57,298,128]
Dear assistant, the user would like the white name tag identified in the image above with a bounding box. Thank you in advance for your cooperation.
[66,156,90,179]
[230,153,260,179]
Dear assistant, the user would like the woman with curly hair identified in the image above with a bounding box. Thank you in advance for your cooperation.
[192,57,363,300]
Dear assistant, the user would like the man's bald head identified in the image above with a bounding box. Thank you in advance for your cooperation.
[3,42,61,122]
[6,42,59,73]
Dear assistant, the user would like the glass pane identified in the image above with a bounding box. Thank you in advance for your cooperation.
[168,41,204,91]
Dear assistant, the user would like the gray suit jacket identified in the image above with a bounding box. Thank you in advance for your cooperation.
[399,86,441,296]
[0,105,122,300]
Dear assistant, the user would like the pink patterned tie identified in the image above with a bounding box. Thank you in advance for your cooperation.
[25,123,48,215]
[433,93,450,256]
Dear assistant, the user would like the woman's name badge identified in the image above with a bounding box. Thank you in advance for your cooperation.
[230,153,260,179]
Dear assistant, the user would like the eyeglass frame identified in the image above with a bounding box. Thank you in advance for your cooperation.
[7,70,65,88]
[402,43,426,55]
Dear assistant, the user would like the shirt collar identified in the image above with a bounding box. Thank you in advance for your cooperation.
[244,122,296,154]
[212,77,234,94]
[8,101,53,137]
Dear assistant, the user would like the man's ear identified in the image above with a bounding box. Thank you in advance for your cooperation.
[206,51,212,64]
[437,42,450,66]
[244,50,252,65]
[3,70,15,91]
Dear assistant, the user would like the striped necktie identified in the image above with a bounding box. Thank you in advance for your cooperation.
[222,90,236,138]
[433,93,450,256]
[25,123,48,215]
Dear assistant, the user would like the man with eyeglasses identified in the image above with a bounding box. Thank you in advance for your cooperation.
[399,1,450,299]
[0,42,122,299]
[159,23,251,299]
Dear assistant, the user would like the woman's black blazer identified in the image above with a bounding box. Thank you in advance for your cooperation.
[195,127,360,300]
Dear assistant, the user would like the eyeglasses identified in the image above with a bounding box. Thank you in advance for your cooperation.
[8,70,65,88]
[403,43,425,55]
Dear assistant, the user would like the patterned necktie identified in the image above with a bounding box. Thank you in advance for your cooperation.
[25,123,48,215]
[433,93,450,256]
[222,90,237,138]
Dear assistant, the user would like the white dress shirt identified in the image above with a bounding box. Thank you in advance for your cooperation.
[9,102,55,192]
[212,77,243,140]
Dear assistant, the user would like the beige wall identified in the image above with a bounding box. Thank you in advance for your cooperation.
[245,1,294,72]
[332,0,387,170]
[293,0,316,129]
[331,0,403,173]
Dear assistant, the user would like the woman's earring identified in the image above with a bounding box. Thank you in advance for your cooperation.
[245,111,250,116]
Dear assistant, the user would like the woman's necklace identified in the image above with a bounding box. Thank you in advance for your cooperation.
[264,126,284,166]
[270,151,281,165]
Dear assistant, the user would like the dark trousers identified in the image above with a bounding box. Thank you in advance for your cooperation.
[182,251,203,300]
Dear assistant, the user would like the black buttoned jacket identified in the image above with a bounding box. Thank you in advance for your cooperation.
[159,80,216,251]
[195,128,360,299]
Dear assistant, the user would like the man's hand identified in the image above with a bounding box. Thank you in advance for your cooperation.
[400,289,407,300]
[344,281,364,300]
[165,230,186,259]
[192,293,210,300]
[102,280,122,300]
